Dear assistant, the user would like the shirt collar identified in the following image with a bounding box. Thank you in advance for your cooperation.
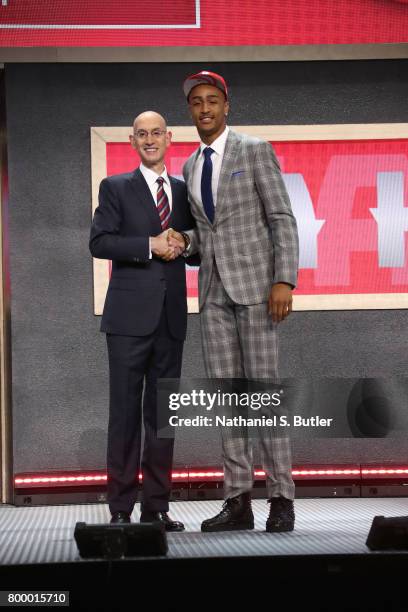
[199,126,229,157]
[139,163,170,189]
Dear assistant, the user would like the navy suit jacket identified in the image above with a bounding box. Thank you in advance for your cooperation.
[89,168,196,340]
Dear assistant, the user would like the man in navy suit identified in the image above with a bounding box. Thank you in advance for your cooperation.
[90,111,195,529]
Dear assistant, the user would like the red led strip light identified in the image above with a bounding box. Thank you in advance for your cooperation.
[14,466,408,488]
[15,474,107,485]
[361,468,408,475]
[292,469,360,477]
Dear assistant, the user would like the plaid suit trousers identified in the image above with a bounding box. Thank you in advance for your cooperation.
[200,262,295,500]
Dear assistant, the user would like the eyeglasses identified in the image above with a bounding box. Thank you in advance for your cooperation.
[133,129,167,140]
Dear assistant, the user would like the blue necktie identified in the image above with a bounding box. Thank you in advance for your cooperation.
[201,147,215,224]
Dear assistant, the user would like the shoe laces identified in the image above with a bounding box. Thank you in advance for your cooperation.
[268,496,291,509]
[217,497,239,517]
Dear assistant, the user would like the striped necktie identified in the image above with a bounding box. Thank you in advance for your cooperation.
[156,177,171,230]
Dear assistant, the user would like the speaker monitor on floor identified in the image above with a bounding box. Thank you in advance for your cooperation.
[74,521,168,559]
[366,515,408,550]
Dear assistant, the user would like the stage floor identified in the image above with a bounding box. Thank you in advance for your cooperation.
[0,497,407,564]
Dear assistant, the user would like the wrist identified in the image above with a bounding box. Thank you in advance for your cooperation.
[180,232,190,253]
[150,236,158,252]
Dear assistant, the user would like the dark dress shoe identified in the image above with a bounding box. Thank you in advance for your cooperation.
[201,492,254,532]
[140,511,185,532]
[110,511,131,524]
[266,496,295,532]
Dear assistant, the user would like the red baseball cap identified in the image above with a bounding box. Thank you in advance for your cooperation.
[183,70,228,101]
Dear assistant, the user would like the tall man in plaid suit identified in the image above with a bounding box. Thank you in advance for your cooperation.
[170,71,299,532]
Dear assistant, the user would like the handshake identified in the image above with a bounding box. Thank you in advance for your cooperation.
[150,228,188,262]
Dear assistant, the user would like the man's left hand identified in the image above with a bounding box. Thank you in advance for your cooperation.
[268,283,293,323]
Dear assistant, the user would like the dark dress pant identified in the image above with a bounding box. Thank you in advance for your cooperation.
[106,305,183,515]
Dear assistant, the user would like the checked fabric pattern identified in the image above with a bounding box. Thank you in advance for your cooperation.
[156,177,171,230]
[183,130,299,310]
[200,263,295,501]
[182,130,299,500]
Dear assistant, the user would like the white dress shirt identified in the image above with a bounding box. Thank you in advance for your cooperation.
[191,126,230,208]
[139,164,172,259]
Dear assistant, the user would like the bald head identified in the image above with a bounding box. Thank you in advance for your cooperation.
[133,111,167,131]
[130,110,172,173]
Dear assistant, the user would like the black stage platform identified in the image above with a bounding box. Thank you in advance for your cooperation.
[1,498,407,611]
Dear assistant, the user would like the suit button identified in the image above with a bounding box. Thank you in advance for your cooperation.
[133,257,139,262]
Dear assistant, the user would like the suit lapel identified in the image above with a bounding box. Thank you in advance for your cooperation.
[186,148,200,198]
[130,168,160,225]
[214,131,240,227]
[169,176,181,226]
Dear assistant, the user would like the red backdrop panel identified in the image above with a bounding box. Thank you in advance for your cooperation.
[106,137,408,302]
[0,0,196,25]
[1,0,408,47]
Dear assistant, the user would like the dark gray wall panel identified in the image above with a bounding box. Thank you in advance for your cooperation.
[5,61,408,472]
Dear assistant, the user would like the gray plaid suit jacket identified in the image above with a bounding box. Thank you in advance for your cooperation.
[183,129,299,309]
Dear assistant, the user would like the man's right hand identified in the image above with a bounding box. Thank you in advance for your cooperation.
[151,230,182,261]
